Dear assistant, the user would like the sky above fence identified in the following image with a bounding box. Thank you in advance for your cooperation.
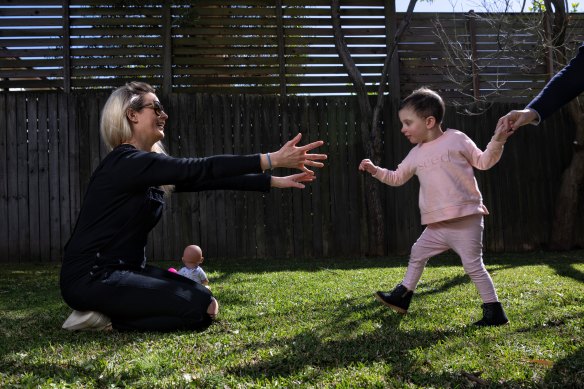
[396,0,584,13]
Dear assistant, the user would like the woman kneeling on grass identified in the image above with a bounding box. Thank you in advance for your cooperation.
[60,81,327,332]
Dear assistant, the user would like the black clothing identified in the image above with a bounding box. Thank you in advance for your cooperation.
[60,144,270,331]
[528,43,584,122]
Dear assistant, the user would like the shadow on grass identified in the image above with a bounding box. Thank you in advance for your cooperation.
[204,250,584,300]
[203,248,584,272]
[544,346,584,387]
[224,296,470,386]
[224,292,583,387]
[550,263,584,284]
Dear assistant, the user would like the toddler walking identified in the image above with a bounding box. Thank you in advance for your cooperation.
[359,87,513,326]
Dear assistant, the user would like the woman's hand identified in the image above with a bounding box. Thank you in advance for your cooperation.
[359,159,378,175]
[265,133,327,173]
[270,172,316,189]
[497,108,538,131]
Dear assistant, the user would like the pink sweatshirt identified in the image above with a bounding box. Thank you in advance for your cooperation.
[373,129,505,225]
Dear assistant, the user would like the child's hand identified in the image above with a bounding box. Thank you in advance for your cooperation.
[359,159,378,175]
[493,120,515,142]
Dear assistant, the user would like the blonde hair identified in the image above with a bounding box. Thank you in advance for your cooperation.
[100,81,174,195]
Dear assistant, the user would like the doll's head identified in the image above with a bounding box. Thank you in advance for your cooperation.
[182,245,204,269]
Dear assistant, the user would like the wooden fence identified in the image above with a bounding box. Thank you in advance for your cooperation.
[0,91,581,263]
[1,1,584,99]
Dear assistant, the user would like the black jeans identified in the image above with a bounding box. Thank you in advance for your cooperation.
[61,264,213,332]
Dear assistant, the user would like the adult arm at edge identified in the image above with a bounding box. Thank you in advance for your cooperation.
[527,44,584,122]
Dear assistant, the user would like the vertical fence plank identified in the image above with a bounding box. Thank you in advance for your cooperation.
[253,95,266,259]
[288,97,304,257]
[213,94,228,258]
[277,97,294,258]
[231,94,245,258]
[242,95,254,258]
[276,0,286,96]
[37,94,51,262]
[62,0,71,93]
[0,95,7,260]
[27,95,41,261]
[338,98,351,255]
[88,95,102,178]
[346,98,360,255]
[308,97,323,258]
[326,98,340,257]
[318,97,332,257]
[182,92,198,260]
[261,95,281,258]
[76,96,90,200]
[16,94,30,262]
[58,93,72,251]
[381,102,394,253]
[68,92,81,233]
[48,94,62,261]
[222,94,238,259]
[238,94,249,258]
[299,96,314,258]
[6,94,19,261]
[201,94,215,256]
[168,93,192,262]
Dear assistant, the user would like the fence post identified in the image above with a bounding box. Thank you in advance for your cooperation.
[276,0,286,96]
[386,0,400,102]
[465,10,480,100]
[62,0,71,93]
[162,0,173,95]
[543,11,554,79]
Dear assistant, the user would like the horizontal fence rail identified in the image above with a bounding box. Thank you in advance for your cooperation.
[1,1,584,100]
[0,91,582,263]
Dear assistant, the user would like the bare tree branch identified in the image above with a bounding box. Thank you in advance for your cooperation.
[371,0,418,132]
[330,0,372,121]
[330,0,418,255]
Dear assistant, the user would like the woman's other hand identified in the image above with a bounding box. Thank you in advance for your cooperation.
[270,172,316,189]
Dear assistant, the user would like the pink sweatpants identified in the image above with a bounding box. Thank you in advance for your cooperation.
[402,214,499,303]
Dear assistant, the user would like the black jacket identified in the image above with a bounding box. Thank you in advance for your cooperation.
[528,43,584,122]
[61,144,270,284]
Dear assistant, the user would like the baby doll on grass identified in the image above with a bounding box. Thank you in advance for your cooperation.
[169,244,210,288]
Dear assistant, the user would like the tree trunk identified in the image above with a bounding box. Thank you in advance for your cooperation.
[549,101,584,249]
[330,0,417,255]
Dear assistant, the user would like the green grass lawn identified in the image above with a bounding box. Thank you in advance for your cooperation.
[1,251,583,388]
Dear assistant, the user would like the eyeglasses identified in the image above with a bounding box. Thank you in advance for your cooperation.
[140,101,165,117]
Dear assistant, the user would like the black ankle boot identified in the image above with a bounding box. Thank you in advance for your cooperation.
[374,284,413,314]
[474,302,509,326]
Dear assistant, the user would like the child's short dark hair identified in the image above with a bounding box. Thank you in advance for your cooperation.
[399,87,445,124]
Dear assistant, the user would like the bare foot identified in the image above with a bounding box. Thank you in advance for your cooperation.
[207,297,219,319]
